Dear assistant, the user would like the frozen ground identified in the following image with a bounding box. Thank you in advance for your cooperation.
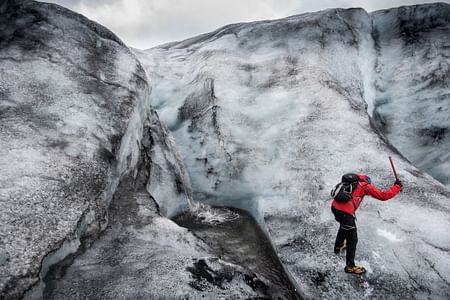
[135,3,450,298]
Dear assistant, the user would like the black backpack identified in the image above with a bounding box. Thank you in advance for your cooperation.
[331,173,360,203]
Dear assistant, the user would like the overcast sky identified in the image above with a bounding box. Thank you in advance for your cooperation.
[44,0,449,49]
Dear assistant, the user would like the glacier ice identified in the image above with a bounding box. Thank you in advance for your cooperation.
[371,4,450,188]
[135,4,450,299]
[1,1,270,298]
[0,0,153,297]
[143,110,193,217]
[43,130,290,299]
[2,0,450,299]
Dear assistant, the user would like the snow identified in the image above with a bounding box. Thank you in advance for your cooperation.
[376,228,404,242]
[135,4,450,298]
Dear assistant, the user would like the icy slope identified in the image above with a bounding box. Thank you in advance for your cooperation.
[135,4,450,299]
[0,0,188,297]
[44,115,272,300]
[371,3,450,188]
[143,110,193,217]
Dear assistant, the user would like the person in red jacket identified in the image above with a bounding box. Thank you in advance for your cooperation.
[331,174,402,275]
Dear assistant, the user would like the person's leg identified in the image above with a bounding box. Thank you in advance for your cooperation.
[331,207,350,252]
[340,216,365,274]
[332,207,356,259]
[334,226,346,253]
[331,207,344,250]
[331,207,365,274]
[344,224,357,267]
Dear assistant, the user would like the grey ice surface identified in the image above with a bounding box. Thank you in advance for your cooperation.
[371,4,450,188]
[143,110,193,218]
[174,208,299,299]
[135,3,450,299]
[2,0,450,299]
[0,0,150,297]
[0,1,260,297]
[44,134,279,299]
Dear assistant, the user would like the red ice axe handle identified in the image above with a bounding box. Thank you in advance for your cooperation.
[389,156,399,180]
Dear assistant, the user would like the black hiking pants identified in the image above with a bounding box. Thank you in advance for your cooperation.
[331,206,357,268]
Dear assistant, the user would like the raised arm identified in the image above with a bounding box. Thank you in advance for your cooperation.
[363,182,401,201]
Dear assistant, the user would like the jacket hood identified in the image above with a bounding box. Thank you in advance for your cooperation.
[358,174,371,183]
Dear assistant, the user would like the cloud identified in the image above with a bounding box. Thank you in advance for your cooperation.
[44,0,450,49]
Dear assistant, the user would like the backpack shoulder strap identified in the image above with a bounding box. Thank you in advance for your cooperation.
[358,181,371,193]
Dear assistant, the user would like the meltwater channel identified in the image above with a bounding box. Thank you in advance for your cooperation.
[174,205,300,299]
[41,174,299,299]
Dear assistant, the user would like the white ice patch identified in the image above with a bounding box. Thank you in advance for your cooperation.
[362,281,374,298]
[191,202,239,225]
[359,260,373,274]
[63,146,80,157]
[376,228,403,242]
[131,217,208,257]
[138,205,153,217]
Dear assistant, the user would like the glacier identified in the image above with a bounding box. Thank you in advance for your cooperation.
[1,0,450,299]
[0,1,288,299]
[134,3,450,299]
[43,118,282,299]
[0,0,187,297]
[371,4,450,188]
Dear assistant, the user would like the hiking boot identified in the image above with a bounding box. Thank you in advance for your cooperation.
[344,265,366,275]
[334,243,347,254]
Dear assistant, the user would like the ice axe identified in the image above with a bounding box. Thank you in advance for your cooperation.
[389,156,399,180]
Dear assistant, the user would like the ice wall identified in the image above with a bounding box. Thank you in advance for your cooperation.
[0,0,189,297]
[371,3,450,188]
[136,4,450,298]
[141,109,194,217]
[135,7,377,218]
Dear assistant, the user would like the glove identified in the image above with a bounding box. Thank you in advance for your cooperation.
[394,179,403,187]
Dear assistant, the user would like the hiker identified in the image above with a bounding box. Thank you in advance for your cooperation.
[331,173,402,275]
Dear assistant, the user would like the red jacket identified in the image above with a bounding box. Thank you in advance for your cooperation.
[332,175,401,216]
